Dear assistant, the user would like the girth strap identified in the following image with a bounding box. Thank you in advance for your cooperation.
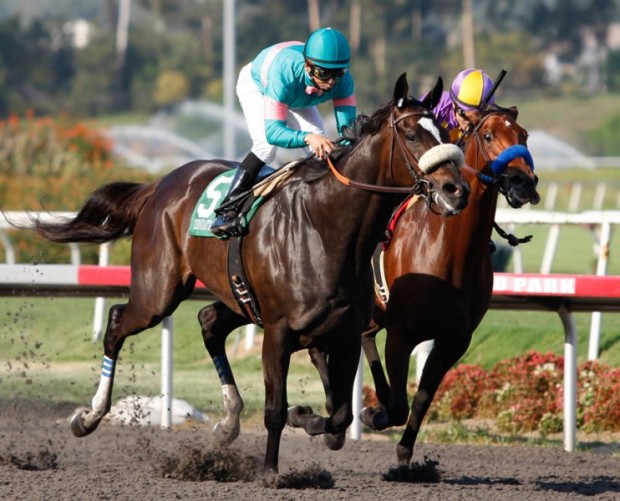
[371,244,390,305]
[228,236,263,326]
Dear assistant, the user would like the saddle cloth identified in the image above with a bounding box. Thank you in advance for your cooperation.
[188,161,298,237]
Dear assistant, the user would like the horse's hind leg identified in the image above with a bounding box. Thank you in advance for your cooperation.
[307,347,332,414]
[361,318,390,405]
[71,298,177,437]
[288,334,360,451]
[198,302,249,446]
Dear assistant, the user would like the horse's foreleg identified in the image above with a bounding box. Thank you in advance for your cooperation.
[261,324,293,473]
[396,335,471,465]
[71,304,128,437]
[198,302,248,446]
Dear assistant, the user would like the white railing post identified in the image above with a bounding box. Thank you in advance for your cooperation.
[568,182,582,212]
[351,352,364,440]
[588,221,612,360]
[559,305,577,453]
[244,324,256,351]
[0,230,15,264]
[161,316,174,429]
[415,340,434,383]
[541,223,560,274]
[92,243,110,342]
[544,182,558,211]
[593,182,606,210]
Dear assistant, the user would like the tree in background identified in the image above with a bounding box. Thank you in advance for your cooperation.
[0,0,619,117]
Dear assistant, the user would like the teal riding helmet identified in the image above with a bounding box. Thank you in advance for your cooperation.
[303,27,351,69]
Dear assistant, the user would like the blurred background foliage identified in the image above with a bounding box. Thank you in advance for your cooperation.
[1,0,620,260]
[0,0,618,117]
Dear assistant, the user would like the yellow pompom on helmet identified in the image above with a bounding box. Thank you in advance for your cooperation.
[449,69,495,110]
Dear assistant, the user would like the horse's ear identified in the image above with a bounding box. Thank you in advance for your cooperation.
[421,76,443,110]
[393,73,409,107]
[509,105,519,119]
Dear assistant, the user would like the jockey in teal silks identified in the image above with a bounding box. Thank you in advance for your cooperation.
[211,27,357,238]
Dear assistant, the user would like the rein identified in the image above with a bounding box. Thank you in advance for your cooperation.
[326,157,422,194]
[325,109,435,195]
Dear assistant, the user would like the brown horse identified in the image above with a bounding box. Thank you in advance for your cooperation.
[18,74,469,474]
[358,104,540,465]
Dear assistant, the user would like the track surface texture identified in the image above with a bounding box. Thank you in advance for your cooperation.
[0,399,618,500]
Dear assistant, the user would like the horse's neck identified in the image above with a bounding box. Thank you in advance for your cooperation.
[459,168,499,242]
[387,170,497,287]
[318,143,397,268]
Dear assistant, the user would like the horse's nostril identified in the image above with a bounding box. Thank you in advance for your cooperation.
[510,176,524,187]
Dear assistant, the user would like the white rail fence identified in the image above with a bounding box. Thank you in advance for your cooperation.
[8,209,615,358]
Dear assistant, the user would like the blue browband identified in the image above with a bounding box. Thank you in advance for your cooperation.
[489,144,534,175]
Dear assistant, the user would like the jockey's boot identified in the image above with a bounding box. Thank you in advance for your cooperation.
[210,152,264,238]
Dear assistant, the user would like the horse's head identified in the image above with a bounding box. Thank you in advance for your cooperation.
[464,105,540,208]
[385,73,470,215]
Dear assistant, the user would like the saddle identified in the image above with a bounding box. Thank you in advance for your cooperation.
[188,159,305,326]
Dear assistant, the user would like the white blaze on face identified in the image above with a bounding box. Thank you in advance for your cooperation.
[505,119,512,127]
[418,117,443,143]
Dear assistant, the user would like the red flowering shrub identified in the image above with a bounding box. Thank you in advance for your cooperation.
[362,385,379,408]
[484,352,564,434]
[427,364,490,421]
[363,351,619,435]
[0,111,114,176]
[578,362,620,433]
[0,113,154,263]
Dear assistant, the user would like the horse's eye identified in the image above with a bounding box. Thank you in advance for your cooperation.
[484,132,493,142]
[405,132,417,141]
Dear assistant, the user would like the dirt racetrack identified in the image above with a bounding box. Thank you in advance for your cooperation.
[0,399,618,501]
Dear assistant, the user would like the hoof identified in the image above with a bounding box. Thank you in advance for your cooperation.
[259,468,279,487]
[213,419,240,446]
[70,408,99,437]
[360,406,390,431]
[324,431,346,450]
[286,405,314,428]
[396,443,413,466]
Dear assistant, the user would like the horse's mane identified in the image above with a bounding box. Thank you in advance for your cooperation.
[298,96,428,182]
[339,96,427,143]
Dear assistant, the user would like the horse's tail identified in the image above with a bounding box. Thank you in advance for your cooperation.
[33,181,160,244]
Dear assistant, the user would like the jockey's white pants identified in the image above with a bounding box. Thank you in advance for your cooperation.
[236,63,325,167]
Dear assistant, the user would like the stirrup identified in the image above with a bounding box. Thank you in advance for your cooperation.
[211,211,242,238]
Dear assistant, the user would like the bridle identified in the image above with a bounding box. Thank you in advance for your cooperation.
[460,109,536,245]
[326,107,450,198]
[461,110,534,194]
